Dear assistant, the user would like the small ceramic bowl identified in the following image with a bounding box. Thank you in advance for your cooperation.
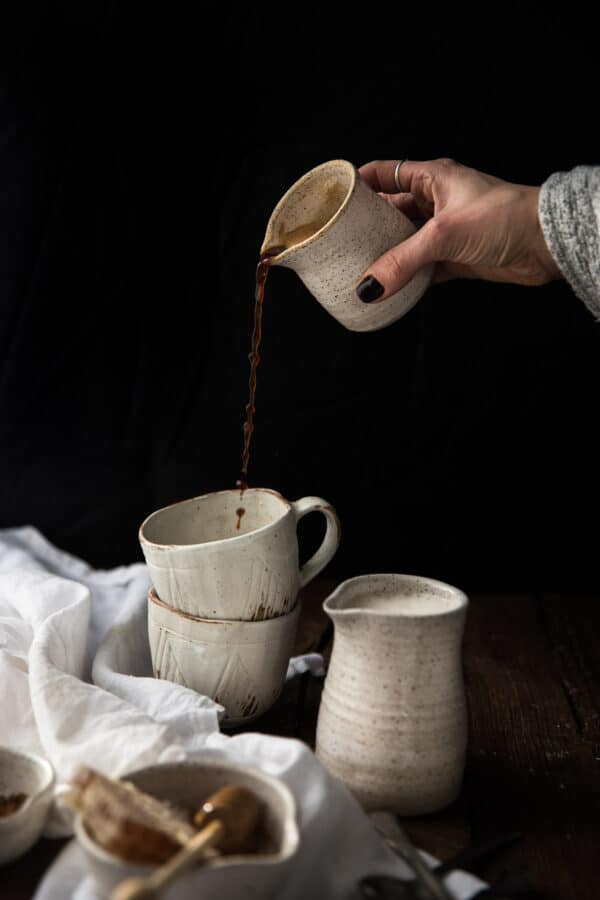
[0,746,55,865]
[147,589,300,725]
[74,759,299,900]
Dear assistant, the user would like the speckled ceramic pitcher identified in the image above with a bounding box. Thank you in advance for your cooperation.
[262,159,432,332]
[315,574,468,815]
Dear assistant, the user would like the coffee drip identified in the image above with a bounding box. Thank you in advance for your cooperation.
[237,216,332,484]
[236,197,343,519]
[236,245,285,502]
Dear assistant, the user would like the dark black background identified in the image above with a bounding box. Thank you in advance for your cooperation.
[1,4,598,590]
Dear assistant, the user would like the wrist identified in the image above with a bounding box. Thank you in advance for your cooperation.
[528,186,563,283]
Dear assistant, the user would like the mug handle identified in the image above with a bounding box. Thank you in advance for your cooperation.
[291,497,341,589]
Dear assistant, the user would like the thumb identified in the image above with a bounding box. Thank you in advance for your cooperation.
[356,220,438,303]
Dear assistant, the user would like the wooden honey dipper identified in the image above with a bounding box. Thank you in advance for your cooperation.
[111,785,263,900]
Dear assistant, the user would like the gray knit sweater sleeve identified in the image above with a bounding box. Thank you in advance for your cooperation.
[539,166,600,318]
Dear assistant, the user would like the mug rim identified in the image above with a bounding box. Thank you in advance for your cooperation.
[139,487,292,552]
[261,159,358,263]
[148,587,301,630]
[324,573,469,619]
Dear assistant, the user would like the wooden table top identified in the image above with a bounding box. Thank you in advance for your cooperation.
[4,581,599,899]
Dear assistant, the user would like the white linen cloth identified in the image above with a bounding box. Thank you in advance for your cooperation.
[0,526,485,899]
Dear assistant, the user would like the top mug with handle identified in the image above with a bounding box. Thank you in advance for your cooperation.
[262,159,432,333]
[139,488,341,621]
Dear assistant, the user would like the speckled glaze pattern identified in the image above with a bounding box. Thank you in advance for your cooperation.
[147,589,301,724]
[315,575,468,815]
[0,746,55,865]
[139,489,340,621]
[263,160,433,332]
[75,759,299,900]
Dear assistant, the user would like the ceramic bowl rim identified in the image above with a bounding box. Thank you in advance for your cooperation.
[261,159,358,263]
[139,487,293,553]
[147,589,301,631]
[0,746,55,827]
[324,573,469,618]
[74,759,300,872]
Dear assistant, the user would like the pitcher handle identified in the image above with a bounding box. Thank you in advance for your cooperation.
[291,497,341,589]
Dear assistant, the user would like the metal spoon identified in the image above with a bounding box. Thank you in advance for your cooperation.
[369,812,454,900]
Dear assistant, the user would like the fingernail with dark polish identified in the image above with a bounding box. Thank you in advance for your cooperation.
[356,275,384,303]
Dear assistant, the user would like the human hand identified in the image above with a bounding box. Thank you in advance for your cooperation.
[356,158,562,302]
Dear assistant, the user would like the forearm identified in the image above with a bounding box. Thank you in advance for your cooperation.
[539,166,600,317]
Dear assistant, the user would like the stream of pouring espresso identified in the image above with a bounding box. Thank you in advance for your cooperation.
[235,245,286,528]
[235,215,333,529]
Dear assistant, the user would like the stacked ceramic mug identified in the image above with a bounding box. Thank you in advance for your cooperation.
[139,488,340,725]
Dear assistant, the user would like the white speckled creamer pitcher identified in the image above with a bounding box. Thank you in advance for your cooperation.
[315,574,468,815]
[262,159,432,332]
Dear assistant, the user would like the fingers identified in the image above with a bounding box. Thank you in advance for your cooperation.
[356,159,467,301]
[359,158,460,206]
[360,159,430,193]
[359,160,401,193]
[377,191,425,221]
[356,218,441,302]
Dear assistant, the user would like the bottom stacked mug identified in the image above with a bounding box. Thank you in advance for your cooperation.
[147,589,300,725]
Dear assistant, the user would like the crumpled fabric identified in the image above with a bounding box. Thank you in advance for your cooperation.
[0,526,484,899]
